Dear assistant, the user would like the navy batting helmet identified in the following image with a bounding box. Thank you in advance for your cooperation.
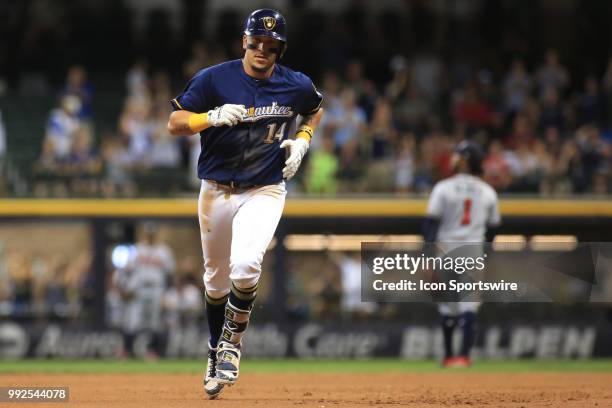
[244,9,287,57]
[454,140,484,175]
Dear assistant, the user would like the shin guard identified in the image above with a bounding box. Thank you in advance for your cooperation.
[221,301,251,345]
[220,283,257,345]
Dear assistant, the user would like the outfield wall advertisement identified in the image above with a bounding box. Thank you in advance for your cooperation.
[0,322,607,360]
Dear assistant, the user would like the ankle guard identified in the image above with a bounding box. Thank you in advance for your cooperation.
[221,301,251,345]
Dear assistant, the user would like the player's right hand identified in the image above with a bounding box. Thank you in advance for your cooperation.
[207,104,247,127]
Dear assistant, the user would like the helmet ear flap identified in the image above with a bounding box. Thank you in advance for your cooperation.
[278,42,286,59]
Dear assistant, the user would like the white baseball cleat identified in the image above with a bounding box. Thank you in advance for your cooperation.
[204,346,225,399]
[215,341,241,385]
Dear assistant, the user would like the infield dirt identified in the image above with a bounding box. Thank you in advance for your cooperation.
[5,372,612,407]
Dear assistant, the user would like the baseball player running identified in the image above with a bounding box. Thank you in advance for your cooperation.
[167,9,323,398]
[423,141,501,368]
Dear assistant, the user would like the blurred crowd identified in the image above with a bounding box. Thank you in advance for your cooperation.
[30,64,191,197]
[0,222,206,333]
[26,47,612,197]
[304,49,612,195]
[286,250,398,322]
[0,246,94,320]
[1,1,611,196]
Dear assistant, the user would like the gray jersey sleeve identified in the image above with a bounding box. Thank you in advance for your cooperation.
[426,183,446,218]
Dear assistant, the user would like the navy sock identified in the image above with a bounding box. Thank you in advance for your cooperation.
[205,292,228,349]
[123,333,135,357]
[148,331,162,354]
[459,311,477,357]
[441,315,456,359]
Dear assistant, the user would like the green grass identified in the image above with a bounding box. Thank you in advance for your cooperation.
[1,359,611,374]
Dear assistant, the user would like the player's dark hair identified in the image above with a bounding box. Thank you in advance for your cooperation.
[455,141,484,176]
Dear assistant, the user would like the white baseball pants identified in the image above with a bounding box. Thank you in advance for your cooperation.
[198,180,286,298]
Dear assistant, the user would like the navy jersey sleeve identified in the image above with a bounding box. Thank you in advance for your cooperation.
[170,69,213,113]
[297,74,323,116]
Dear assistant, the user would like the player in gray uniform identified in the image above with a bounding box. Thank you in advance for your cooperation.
[423,141,501,367]
[123,222,175,357]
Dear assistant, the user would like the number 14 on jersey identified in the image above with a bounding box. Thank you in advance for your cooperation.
[264,122,286,144]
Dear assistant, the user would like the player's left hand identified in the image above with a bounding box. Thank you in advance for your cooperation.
[280,138,309,180]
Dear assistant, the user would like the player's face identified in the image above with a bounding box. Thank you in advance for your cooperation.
[243,35,279,72]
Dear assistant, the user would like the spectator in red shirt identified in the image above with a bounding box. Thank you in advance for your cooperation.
[453,83,495,130]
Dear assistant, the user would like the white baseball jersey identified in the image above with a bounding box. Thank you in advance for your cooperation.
[129,243,175,290]
[427,173,501,243]
[428,173,500,316]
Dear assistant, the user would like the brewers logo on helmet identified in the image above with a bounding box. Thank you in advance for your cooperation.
[263,16,276,30]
